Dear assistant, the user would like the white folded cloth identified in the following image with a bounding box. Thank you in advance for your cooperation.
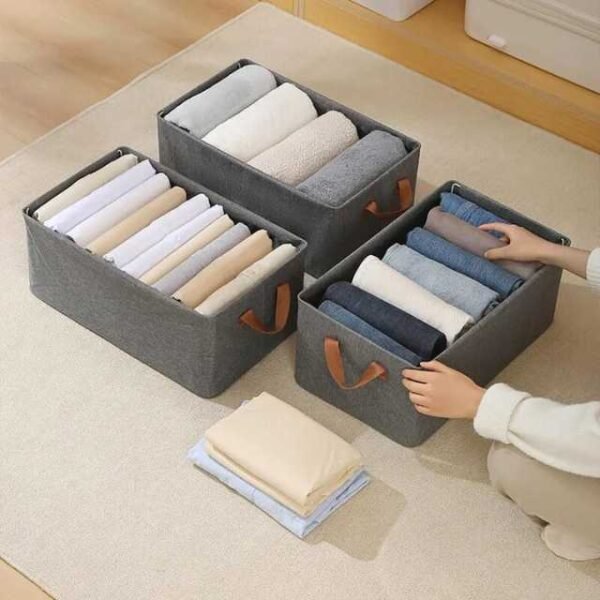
[153,223,251,296]
[202,83,317,162]
[66,174,171,247]
[45,160,156,233]
[122,205,225,279]
[196,243,296,316]
[34,154,138,222]
[248,111,358,186]
[165,65,277,139]
[352,255,473,344]
[105,194,210,268]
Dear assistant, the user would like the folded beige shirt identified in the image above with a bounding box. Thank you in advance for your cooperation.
[205,392,362,516]
[34,154,138,222]
[173,230,272,308]
[196,243,296,316]
[86,186,186,255]
[140,214,234,285]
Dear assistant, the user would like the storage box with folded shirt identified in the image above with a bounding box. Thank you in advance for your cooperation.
[157,58,421,277]
[295,181,569,447]
[23,147,306,398]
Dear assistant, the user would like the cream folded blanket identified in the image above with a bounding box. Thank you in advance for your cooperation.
[140,215,234,286]
[86,187,186,255]
[174,230,272,308]
[66,174,170,247]
[202,83,317,162]
[154,223,251,296]
[34,154,137,222]
[105,194,210,268]
[352,255,473,344]
[205,392,362,517]
[45,160,155,233]
[196,243,296,316]
[248,111,358,186]
[122,205,224,278]
[165,64,277,138]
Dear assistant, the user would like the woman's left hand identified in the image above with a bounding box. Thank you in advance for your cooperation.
[402,360,485,419]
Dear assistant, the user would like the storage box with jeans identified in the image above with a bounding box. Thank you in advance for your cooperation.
[295,181,569,447]
[157,58,421,276]
[23,148,306,398]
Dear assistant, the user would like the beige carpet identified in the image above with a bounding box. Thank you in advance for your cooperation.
[1,4,599,599]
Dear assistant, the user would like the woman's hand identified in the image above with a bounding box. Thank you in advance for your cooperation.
[479,222,551,262]
[402,360,485,419]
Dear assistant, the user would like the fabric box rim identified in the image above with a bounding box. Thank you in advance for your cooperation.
[23,146,308,323]
[156,57,422,211]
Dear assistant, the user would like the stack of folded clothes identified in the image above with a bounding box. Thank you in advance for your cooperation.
[319,192,541,364]
[188,392,370,538]
[38,153,298,313]
[165,64,408,206]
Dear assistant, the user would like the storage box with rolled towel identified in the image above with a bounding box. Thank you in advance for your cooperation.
[158,59,420,277]
[23,148,306,398]
[295,181,568,447]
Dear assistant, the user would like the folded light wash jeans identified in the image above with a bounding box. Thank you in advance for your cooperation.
[319,300,421,365]
[440,192,507,237]
[407,228,522,299]
[323,281,445,360]
[383,244,499,321]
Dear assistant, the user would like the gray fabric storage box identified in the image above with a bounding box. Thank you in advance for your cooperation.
[23,147,306,398]
[157,58,421,277]
[295,181,569,447]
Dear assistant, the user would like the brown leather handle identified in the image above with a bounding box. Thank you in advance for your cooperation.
[364,178,413,219]
[324,337,387,390]
[239,283,291,335]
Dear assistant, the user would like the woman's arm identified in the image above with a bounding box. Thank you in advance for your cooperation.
[402,361,600,478]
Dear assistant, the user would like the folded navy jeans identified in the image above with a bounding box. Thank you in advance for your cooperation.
[406,228,522,299]
[319,300,421,365]
[323,281,446,360]
[383,244,499,320]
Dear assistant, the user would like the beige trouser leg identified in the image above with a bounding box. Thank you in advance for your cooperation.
[487,442,600,561]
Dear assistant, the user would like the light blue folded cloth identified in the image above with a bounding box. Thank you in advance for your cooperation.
[440,192,507,237]
[407,228,523,299]
[383,244,499,321]
[188,439,370,539]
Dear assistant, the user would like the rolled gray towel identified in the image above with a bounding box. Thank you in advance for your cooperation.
[165,65,277,139]
[297,130,407,207]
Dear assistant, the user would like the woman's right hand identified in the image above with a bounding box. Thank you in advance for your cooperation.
[480,223,552,263]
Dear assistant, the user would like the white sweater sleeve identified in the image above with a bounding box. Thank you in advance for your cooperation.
[474,384,600,477]
[587,247,600,291]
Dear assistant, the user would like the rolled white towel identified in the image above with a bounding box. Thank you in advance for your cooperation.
[196,244,297,316]
[67,174,171,247]
[248,111,358,186]
[45,160,156,233]
[352,255,473,344]
[35,154,138,222]
[202,83,317,162]
[105,194,210,268]
[165,65,277,139]
[122,205,225,279]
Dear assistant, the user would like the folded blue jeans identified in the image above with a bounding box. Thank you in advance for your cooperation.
[383,244,499,320]
[440,192,507,237]
[406,228,523,299]
[323,281,445,360]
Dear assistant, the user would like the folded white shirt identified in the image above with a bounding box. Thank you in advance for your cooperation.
[34,154,138,222]
[66,174,171,247]
[122,204,225,278]
[105,194,210,268]
[45,160,156,233]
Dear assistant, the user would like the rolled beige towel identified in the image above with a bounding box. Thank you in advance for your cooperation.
[196,243,296,316]
[202,83,317,162]
[248,111,358,186]
[86,187,186,255]
[173,230,272,308]
[140,215,234,286]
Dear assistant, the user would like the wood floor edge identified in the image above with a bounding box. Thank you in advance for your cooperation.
[302,0,600,153]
